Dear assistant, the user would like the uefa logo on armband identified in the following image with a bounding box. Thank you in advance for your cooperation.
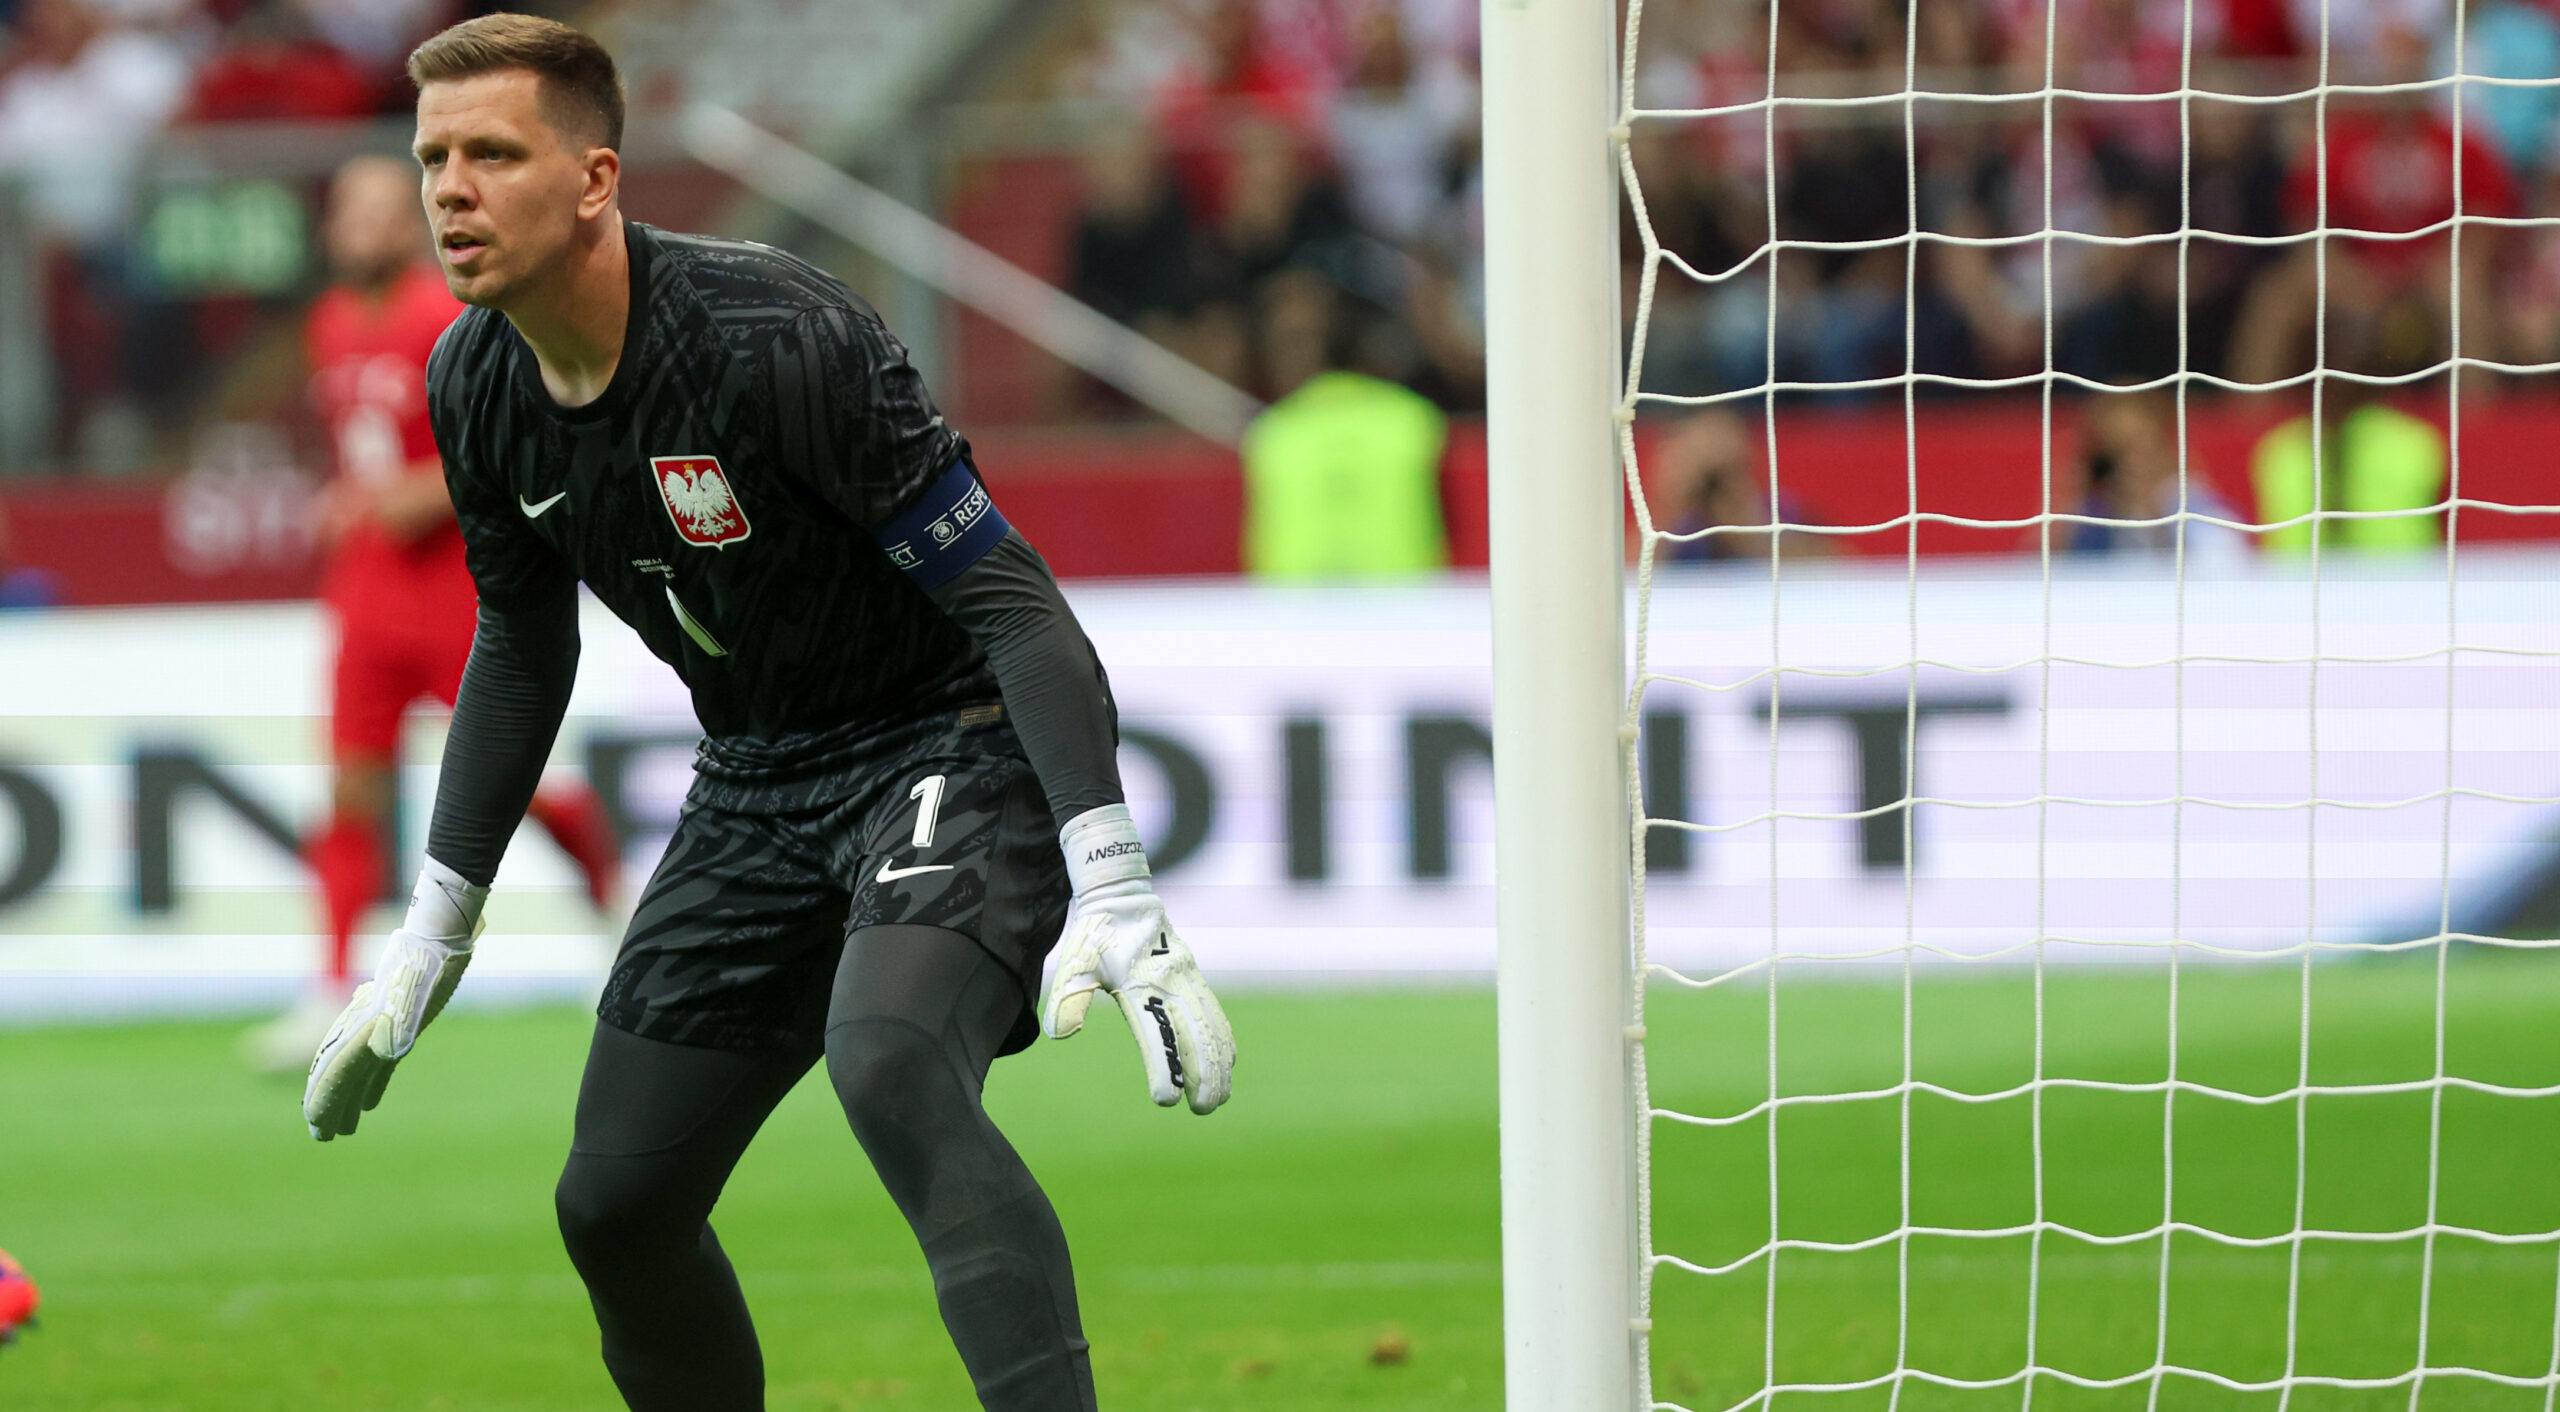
[651,454,753,548]
[919,481,989,549]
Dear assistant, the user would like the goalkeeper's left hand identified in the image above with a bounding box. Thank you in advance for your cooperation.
[303,859,485,1141]
[1040,804,1234,1114]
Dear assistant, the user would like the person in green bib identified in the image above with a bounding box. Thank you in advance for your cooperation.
[2249,345,2447,555]
[1242,271,1450,579]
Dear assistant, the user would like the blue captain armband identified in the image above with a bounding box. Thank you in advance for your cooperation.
[875,461,1011,590]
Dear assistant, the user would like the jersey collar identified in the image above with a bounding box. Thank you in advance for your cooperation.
[507,218,655,426]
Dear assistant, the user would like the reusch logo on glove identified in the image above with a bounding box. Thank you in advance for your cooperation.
[1084,840,1144,865]
[1144,997,1185,1087]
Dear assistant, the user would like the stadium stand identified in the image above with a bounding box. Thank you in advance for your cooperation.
[0,0,2557,605]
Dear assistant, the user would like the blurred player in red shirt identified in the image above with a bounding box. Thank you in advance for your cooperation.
[247,155,620,1069]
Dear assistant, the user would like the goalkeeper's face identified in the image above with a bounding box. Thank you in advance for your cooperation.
[412,69,619,311]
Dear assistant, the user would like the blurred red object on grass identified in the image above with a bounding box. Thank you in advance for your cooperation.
[0,1247,39,1345]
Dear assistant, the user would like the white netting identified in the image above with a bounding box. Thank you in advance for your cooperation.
[1616,0,2560,1406]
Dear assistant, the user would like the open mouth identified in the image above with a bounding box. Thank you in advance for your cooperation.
[440,231,488,262]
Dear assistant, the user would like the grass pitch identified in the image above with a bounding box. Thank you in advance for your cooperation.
[4,954,2557,1411]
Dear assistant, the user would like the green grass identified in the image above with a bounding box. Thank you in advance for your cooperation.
[5,954,2558,1411]
[1646,951,2560,1412]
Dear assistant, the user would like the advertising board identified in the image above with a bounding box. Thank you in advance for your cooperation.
[0,553,2551,1019]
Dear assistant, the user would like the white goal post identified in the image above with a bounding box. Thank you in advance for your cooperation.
[1482,1,1640,1410]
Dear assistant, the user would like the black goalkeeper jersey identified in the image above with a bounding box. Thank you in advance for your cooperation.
[425,221,998,743]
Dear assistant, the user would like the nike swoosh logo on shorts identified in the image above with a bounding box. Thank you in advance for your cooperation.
[876,861,955,884]
[520,491,568,518]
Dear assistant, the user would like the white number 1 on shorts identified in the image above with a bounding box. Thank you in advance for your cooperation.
[909,774,947,849]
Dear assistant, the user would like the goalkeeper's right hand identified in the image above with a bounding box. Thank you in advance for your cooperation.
[303,858,486,1141]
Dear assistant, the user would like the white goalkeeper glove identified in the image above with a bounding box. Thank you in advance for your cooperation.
[1040,804,1234,1114]
[303,857,486,1141]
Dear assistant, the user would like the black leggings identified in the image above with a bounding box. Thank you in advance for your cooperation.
[554,925,1094,1412]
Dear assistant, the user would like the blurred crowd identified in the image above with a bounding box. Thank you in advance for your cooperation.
[0,0,524,466]
[1051,0,1487,413]
[3,0,2555,505]
[0,0,498,203]
[1049,0,2560,418]
[1617,0,2560,400]
[1035,0,2512,575]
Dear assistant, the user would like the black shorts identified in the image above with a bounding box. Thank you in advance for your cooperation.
[596,702,1068,1057]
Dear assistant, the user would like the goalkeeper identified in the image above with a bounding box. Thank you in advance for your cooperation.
[303,14,1234,1412]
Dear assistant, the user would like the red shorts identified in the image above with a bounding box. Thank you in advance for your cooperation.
[324,522,479,758]
[329,596,478,758]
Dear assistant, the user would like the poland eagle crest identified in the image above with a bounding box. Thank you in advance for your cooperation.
[650,454,751,548]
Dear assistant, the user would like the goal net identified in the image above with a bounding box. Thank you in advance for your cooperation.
[1606,0,2560,1408]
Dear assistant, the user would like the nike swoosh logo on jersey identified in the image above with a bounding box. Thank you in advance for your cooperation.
[876,861,955,884]
[519,491,568,518]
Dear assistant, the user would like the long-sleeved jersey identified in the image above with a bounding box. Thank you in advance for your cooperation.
[426,220,1000,742]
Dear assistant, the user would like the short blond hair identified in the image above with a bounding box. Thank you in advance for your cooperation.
[408,13,624,150]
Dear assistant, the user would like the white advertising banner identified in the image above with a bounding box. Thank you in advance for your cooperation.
[0,551,2553,1020]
